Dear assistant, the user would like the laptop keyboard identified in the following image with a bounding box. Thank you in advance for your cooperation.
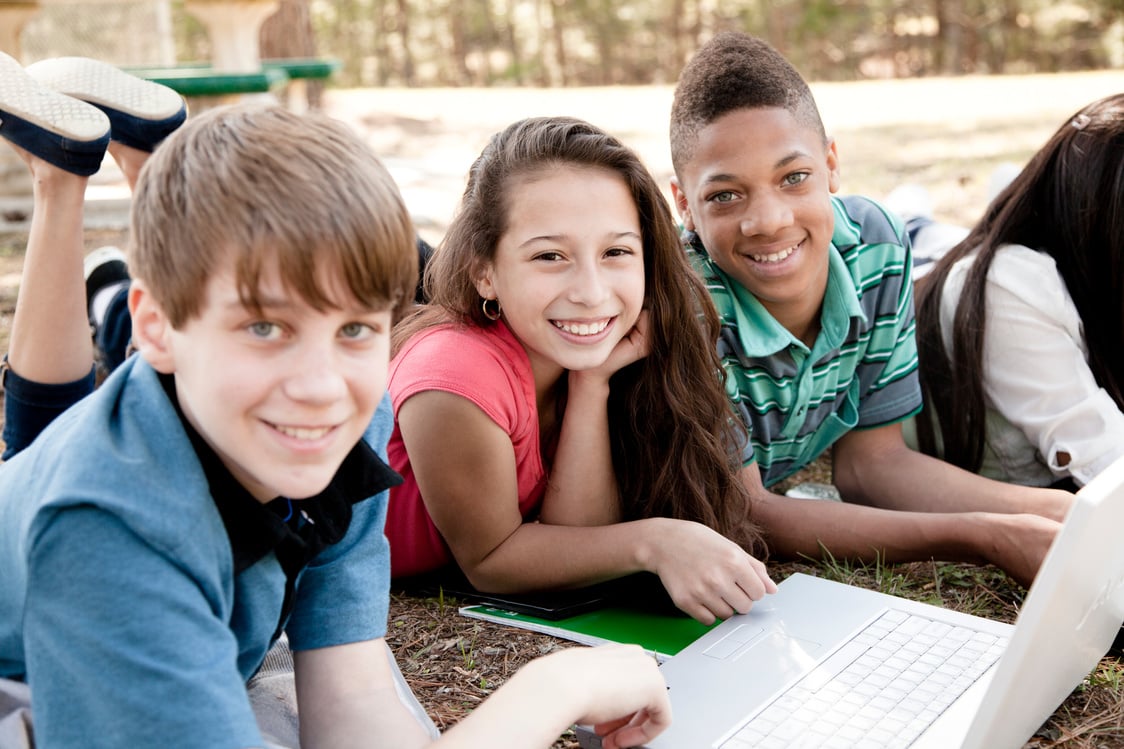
[719,609,1008,749]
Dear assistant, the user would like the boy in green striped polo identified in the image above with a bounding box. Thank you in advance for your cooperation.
[668,32,1073,588]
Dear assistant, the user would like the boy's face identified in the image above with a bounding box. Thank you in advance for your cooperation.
[132,259,392,504]
[672,106,840,330]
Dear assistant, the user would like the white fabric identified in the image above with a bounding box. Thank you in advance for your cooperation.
[0,678,32,749]
[1,636,439,749]
[937,244,1124,486]
[910,222,969,279]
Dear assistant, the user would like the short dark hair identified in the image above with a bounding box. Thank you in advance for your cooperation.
[670,32,826,176]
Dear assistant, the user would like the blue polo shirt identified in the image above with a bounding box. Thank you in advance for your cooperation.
[0,355,397,749]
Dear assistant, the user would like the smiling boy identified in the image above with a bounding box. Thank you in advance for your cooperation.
[0,58,671,749]
[669,32,1073,587]
[0,86,425,745]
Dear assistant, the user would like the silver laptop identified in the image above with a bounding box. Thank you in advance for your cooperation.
[577,455,1124,749]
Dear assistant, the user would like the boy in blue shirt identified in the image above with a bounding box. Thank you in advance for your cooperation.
[0,56,669,749]
[668,32,1072,588]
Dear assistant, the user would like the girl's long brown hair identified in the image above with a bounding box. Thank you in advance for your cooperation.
[394,116,764,554]
[914,93,1124,470]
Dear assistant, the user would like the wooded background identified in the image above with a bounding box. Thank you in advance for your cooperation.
[302,0,1124,87]
[20,0,1124,87]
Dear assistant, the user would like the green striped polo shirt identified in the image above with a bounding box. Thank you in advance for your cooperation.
[688,195,922,488]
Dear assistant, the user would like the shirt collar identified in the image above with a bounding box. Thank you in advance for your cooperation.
[157,373,402,575]
[690,233,866,357]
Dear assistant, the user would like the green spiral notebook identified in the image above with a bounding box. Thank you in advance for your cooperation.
[459,599,719,662]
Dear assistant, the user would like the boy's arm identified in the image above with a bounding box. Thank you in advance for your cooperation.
[831,421,1073,521]
[741,429,1064,588]
[23,506,267,749]
[294,639,432,749]
[296,640,670,749]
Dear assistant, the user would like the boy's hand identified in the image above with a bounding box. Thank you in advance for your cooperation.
[436,642,670,748]
[541,645,671,749]
[976,512,1062,589]
[643,518,777,624]
[1035,487,1075,523]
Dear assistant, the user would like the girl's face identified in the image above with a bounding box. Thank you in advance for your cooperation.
[476,164,646,391]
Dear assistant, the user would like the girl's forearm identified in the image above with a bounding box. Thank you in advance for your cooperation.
[539,373,620,526]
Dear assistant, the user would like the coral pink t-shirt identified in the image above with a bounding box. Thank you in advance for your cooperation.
[385,321,549,578]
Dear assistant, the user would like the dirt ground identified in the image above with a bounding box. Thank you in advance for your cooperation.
[2,71,1124,747]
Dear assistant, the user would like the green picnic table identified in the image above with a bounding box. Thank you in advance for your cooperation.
[125,57,341,99]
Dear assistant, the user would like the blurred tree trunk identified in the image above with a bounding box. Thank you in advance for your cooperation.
[478,0,500,84]
[590,1,615,84]
[260,0,321,108]
[668,0,686,79]
[934,0,964,74]
[996,0,1014,70]
[550,0,569,85]
[503,0,523,83]
[371,0,392,86]
[449,0,472,85]
[533,0,551,85]
[395,0,416,85]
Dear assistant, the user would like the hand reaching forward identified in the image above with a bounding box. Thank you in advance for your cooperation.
[643,518,777,624]
[434,643,670,749]
[976,512,1062,589]
[546,645,672,749]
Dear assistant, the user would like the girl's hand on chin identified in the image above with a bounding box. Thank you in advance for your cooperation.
[573,310,651,388]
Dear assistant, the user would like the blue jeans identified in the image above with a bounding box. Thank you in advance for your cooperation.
[2,285,131,460]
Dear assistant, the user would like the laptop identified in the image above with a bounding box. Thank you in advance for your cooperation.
[576,455,1124,749]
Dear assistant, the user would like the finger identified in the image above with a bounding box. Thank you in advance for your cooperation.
[703,594,736,622]
[721,581,755,615]
[591,715,633,736]
[601,719,669,749]
[631,310,652,356]
[633,308,651,333]
[748,556,779,593]
[678,598,719,625]
[734,569,774,603]
[627,330,650,360]
[596,700,673,749]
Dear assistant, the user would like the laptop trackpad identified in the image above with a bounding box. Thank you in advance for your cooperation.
[704,625,821,662]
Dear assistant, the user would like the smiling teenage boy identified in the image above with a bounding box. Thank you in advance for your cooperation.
[668,32,1072,587]
[0,57,670,749]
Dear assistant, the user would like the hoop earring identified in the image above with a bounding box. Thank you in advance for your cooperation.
[482,297,502,321]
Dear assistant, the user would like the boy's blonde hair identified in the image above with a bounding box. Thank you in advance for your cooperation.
[129,104,417,328]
